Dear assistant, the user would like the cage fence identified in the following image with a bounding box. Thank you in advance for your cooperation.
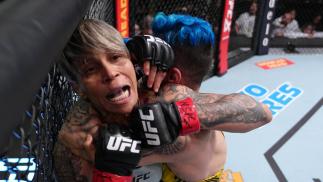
[269,0,323,54]
[130,0,224,78]
[0,65,76,181]
[0,0,115,181]
[130,0,223,38]
[84,0,115,25]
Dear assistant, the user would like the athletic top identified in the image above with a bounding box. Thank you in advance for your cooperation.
[161,164,223,182]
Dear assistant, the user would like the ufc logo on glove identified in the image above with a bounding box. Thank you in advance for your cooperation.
[131,98,200,149]
[139,109,161,146]
[106,136,141,153]
[145,35,168,46]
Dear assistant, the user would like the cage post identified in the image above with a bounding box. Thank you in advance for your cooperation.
[252,0,276,55]
[216,0,235,76]
[115,0,130,37]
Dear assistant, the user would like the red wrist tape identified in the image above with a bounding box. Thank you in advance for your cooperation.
[175,97,200,135]
[92,168,132,182]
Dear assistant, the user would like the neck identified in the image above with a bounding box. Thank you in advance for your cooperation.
[180,79,200,91]
[92,104,130,126]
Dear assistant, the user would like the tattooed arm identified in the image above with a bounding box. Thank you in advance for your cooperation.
[53,140,93,182]
[59,98,100,161]
[53,98,100,181]
[159,83,272,133]
[56,83,272,170]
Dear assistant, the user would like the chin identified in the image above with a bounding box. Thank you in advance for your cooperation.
[109,101,136,114]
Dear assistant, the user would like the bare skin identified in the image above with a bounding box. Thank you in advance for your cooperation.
[139,84,227,181]
[53,19,272,182]
[54,83,271,182]
[138,83,269,181]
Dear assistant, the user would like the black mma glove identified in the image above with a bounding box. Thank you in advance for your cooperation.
[93,124,141,182]
[130,97,200,149]
[126,35,174,82]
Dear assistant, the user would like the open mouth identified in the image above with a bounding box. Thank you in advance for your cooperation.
[105,85,131,102]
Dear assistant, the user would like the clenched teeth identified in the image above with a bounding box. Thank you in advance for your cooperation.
[106,88,130,102]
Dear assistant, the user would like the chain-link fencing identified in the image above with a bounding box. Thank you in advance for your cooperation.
[0,0,115,181]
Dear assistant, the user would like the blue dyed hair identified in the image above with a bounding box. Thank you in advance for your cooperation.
[152,12,215,47]
[152,12,215,86]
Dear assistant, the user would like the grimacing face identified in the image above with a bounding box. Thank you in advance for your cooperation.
[74,51,138,114]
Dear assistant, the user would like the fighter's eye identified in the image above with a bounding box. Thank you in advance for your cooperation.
[111,54,121,61]
[81,64,99,75]
[85,66,97,74]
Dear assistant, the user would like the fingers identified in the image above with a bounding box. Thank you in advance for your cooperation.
[147,66,157,89]
[152,71,167,92]
[81,117,100,132]
[143,60,167,92]
[67,133,94,162]
[59,121,97,151]
[89,124,99,135]
[84,135,95,162]
[143,61,150,76]
[84,134,93,146]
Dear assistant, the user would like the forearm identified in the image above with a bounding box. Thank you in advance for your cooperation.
[53,141,91,182]
[195,93,272,132]
[160,84,272,132]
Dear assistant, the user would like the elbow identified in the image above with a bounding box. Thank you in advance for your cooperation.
[234,125,261,133]
[262,104,273,124]
[241,103,273,133]
[238,128,254,133]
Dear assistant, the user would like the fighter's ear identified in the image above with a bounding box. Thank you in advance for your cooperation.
[166,67,182,84]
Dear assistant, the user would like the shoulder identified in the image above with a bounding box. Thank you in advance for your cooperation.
[158,84,197,102]
[291,20,299,26]
[238,12,248,18]
[274,16,282,22]
[65,98,98,125]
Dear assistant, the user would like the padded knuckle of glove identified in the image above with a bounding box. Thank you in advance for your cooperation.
[126,35,174,71]
[130,103,177,148]
[95,124,141,176]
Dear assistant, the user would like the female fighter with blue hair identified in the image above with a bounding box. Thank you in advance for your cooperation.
[140,12,230,182]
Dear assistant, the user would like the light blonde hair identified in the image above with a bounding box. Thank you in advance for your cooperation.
[62,19,129,81]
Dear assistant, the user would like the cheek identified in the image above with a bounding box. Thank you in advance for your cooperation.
[124,63,137,85]
[80,78,102,96]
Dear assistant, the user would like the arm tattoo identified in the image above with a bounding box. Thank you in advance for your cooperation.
[154,139,185,155]
[197,93,269,129]
[65,99,96,126]
[53,99,97,181]
[160,84,270,131]
[141,139,186,157]
[53,141,90,182]
[159,84,197,102]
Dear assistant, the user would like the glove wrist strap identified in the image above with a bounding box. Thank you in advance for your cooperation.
[175,97,200,135]
[92,168,132,182]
